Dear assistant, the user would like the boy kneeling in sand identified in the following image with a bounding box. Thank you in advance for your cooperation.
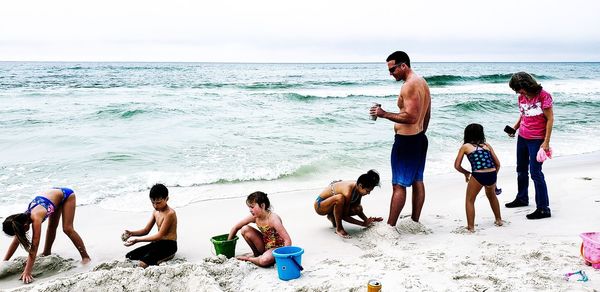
[122,183,177,268]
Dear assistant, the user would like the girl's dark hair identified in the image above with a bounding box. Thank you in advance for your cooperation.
[2,213,32,251]
[463,123,486,145]
[357,169,380,189]
[246,191,271,211]
[509,72,543,95]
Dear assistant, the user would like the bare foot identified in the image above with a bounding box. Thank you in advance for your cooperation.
[82,257,91,265]
[236,255,250,261]
[466,227,475,233]
[335,229,351,239]
[494,219,504,227]
[327,214,337,228]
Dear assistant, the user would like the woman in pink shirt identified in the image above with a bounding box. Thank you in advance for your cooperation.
[504,72,554,219]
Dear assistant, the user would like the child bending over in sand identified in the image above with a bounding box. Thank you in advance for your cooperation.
[123,183,177,268]
[314,169,383,238]
[454,124,503,232]
[228,191,291,267]
[2,187,91,284]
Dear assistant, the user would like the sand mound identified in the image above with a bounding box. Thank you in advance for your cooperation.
[395,218,432,235]
[7,241,595,292]
[350,222,401,249]
[356,222,400,241]
[0,255,75,280]
[11,255,259,292]
[17,263,222,292]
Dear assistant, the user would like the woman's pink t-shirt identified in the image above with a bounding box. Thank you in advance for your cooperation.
[518,89,553,139]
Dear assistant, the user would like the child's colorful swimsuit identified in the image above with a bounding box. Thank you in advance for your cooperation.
[25,187,74,222]
[258,225,285,250]
[466,145,497,186]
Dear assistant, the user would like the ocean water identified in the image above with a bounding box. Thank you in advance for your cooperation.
[1,62,600,214]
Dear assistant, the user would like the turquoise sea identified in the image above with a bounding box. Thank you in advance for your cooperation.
[1,62,600,214]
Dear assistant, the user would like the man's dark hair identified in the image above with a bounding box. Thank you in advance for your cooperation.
[386,51,411,68]
[149,183,169,200]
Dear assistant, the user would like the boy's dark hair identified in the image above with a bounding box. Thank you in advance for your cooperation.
[246,191,271,211]
[386,51,411,68]
[149,183,169,200]
[357,169,380,189]
[463,123,486,145]
[2,213,32,251]
[509,72,543,95]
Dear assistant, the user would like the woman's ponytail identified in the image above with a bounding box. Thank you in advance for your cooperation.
[357,169,380,189]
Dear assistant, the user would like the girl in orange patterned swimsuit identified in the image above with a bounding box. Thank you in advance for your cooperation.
[228,191,291,267]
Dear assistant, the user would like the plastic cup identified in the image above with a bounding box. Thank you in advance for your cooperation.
[370,103,381,120]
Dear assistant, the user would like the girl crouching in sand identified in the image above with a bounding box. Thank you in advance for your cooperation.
[314,169,383,238]
[2,188,91,284]
[454,124,503,232]
[228,191,291,267]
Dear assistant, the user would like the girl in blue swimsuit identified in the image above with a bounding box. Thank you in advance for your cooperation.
[2,187,91,284]
[454,124,503,232]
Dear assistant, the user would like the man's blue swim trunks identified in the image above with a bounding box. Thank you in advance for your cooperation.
[391,132,428,187]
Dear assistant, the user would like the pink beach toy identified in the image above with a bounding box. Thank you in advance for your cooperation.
[580,232,600,269]
[536,147,553,163]
[563,270,588,282]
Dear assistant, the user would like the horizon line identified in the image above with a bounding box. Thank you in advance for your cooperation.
[2,60,600,64]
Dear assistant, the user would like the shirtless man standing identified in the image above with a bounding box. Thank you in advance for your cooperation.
[370,51,431,226]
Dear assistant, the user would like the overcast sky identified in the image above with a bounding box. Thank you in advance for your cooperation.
[1,0,599,62]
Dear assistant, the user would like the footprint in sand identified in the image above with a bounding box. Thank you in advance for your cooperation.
[360,251,384,259]
[451,226,478,234]
[319,258,341,265]
[425,251,446,262]
[513,208,530,214]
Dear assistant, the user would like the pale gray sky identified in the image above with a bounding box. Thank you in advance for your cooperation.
[1,0,599,62]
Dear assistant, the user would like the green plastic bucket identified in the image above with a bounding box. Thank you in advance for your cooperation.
[210,234,238,258]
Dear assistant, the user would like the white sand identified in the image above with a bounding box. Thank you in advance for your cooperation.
[1,152,600,291]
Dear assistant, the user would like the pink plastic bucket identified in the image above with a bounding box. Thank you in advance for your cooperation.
[580,232,600,269]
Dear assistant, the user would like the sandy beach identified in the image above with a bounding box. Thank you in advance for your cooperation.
[1,151,599,291]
